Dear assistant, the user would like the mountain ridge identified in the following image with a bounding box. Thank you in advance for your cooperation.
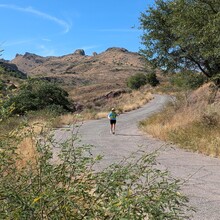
[10,47,148,87]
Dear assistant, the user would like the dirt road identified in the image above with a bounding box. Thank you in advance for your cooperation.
[54,95,220,220]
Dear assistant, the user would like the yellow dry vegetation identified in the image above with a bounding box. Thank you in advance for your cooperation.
[56,89,153,124]
[14,120,48,169]
[140,83,220,157]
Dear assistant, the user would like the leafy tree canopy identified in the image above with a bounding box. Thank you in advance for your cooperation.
[139,0,220,85]
[3,79,71,115]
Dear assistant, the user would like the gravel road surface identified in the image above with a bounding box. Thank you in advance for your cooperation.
[54,95,220,220]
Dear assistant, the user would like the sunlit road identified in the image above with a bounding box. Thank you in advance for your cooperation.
[54,95,220,220]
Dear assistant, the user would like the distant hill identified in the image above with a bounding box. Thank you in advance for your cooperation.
[9,47,153,109]
[0,60,27,79]
[0,60,27,94]
[10,47,149,87]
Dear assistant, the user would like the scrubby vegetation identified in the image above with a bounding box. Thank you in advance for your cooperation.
[3,79,71,115]
[77,90,153,121]
[0,125,193,219]
[169,70,206,90]
[127,72,159,90]
[140,83,220,157]
[127,73,147,90]
[0,73,74,138]
[1,79,72,119]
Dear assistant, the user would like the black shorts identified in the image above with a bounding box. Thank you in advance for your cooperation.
[110,120,116,125]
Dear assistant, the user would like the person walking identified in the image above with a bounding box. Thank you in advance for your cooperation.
[108,108,118,134]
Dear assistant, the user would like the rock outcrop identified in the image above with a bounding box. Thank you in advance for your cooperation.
[73,49,85,56]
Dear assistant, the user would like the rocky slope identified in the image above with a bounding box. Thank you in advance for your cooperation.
[9,47,152,108]
[10,47,149,87]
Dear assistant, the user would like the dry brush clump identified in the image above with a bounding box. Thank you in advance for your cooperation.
[140,84,220,157]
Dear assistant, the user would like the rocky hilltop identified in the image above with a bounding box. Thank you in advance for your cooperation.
[9,47,152,108]
[10,47,149,87]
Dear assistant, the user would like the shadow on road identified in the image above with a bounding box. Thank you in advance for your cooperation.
[115,133,142,137]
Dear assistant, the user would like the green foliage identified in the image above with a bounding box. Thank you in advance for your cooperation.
[127,72,160,89]
[0,127,193,219]
[170,71,206,90]
[127,73,147,90]
[0,64,27,79]
[146,72,160,87]
[139,0,220,85]
[3,79,71,115]
[0,79,4,91]
[0,95,15,122]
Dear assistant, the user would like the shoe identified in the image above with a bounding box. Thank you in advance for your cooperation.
[110,130,113,134]
[113,131,115,134]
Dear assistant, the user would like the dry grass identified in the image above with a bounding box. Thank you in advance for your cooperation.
[56,89,154,123]
[6,120,49,169]
[16,136,37,169]
[140,84,220,157]
[89,90,153,119]
[15,121,50,169]
[55,113,77,126]
[118,90,153,112]
[95,111,109,119]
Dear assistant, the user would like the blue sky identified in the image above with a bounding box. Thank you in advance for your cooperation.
[0,0,154,60]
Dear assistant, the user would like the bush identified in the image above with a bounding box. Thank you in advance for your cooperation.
[170,71,206,90]
[3,79,71,115]
[146,72,159,87]
[0,126,193,219]
[127,73,147,90]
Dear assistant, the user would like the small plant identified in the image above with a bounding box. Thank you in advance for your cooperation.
[0,125,193,219]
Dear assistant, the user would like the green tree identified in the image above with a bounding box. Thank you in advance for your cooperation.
[170,70,206,90]
[127,73,147,90]
[4,79,71,115]
[146,72,160,87]
[139,0,220,85]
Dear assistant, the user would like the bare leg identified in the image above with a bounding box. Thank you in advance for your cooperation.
[113,123,116,134]
[110,124,113,133]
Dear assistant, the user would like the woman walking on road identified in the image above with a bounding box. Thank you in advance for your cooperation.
[108,108,118,134]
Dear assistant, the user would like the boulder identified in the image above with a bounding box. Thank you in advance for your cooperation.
[73,49,85,56]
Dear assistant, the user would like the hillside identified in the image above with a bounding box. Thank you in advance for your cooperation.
[10,47,152,110]
[0,60,27,95]
[10,47,148,87]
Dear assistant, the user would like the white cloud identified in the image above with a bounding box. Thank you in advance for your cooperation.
[42,38,51,42]
[3,39,34,47]
[0,4,71,33]
[81,45,100,51]
[38,44,56,57]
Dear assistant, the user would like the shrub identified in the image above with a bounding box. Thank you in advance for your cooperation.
[3,79,71,115]
[0,80,5,91]
[170,71,206,90]
[146,72,159,87]
[127,73,147,90]
[0,127,193,219]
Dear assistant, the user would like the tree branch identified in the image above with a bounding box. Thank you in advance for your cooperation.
[180,47,211,77]
[199,0,218,14]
